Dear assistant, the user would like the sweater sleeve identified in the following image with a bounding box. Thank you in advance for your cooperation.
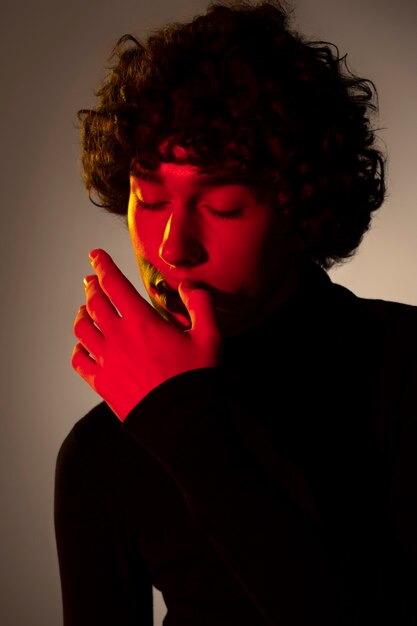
[122,367,355,626]
[54,426,154,626]
[387,359,417,622]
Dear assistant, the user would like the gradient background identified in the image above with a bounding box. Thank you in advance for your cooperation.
[0,0,416,624]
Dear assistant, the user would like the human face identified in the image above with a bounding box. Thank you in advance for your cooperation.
[127,154,302,337]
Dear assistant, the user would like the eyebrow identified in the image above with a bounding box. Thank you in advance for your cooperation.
[130,164,257,188]
[130,165,163,184]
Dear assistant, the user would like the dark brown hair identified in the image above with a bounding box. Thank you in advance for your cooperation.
[77,0,386,269]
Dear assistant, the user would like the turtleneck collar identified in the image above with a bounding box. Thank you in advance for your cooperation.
[223,261,333,354]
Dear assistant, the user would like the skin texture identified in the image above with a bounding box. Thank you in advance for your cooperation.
[72,148,303,422]
[72,253,221,421]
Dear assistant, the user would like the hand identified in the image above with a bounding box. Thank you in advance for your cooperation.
[71,248,222,421]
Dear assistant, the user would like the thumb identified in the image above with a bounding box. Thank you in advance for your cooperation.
[178,281,220,340]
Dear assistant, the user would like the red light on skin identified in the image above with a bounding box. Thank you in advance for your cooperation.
[128,149,302,338]
[72,145,303,420]
[72,249,222,421]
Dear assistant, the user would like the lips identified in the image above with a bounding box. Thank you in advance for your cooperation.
[153,279,188,316]
[155,279,176,295]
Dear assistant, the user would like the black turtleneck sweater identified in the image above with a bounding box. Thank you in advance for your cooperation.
[54,264,417,625]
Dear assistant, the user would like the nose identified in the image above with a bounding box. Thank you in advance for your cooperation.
[158,211,206,268]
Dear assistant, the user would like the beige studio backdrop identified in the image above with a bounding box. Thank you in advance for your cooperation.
[0,0,416,624]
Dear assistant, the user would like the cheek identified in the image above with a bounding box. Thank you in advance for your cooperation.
[129,223,147,257]
[214,220,296,291]
[127,199,141,250]
[209,225,269,288]
[128,209,162,260]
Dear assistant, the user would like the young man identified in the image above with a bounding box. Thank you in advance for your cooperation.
[54,2,417,624]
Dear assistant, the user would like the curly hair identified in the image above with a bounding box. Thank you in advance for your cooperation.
[77,0,386,269]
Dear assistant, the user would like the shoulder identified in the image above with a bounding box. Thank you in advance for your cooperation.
[300,262,417,341]
[329,277,417,348]
[58,401,118,451]
[55,401,133,479]
[325,278,417,469]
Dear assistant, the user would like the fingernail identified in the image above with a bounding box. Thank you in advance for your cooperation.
[89,248,100,263]
[83,274,95,287]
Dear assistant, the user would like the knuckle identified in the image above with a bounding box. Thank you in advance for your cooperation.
[86,288,100,306]
[93,374,105,396]
[85,298,101,322]
[99,269,112,292]
[70,345,82,369]
[73,316,89,338]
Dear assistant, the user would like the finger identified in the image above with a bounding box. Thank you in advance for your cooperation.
[84,274,120,334]
[178,281,220,341]
[73,304,106,361]
[89,248,148,319]
[71,342,97,380]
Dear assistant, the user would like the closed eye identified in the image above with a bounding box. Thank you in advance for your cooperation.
[205,206,244,219]
[135,197,169,210]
